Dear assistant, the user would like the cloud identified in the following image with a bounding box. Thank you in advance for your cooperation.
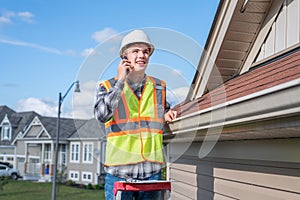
[91,28,120,43]
[167,87,189,106]
[18,11,35,23]
[72,80,98,119]
[0,38,63,55]
[0,10,35,26]
[81,48,96,57]
[16,97,58,117]
[0,16,12,25]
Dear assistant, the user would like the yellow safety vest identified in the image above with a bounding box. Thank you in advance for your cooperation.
[101,76,166,166]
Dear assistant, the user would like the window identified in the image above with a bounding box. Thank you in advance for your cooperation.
[83,143,93,164]
[44,144,51,162]
[69,171,79,181]
[60,144,67,165]
[70,142,80,163]
[1,123,11,141]
[82,172,93,183]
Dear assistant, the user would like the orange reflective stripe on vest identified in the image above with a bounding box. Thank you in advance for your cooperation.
[101,76,166,166]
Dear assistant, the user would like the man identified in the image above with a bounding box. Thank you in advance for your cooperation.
[94,30,177,200]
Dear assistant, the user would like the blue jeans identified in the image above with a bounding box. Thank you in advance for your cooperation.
[105,172,162,200]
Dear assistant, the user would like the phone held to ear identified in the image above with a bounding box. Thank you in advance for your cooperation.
[122,55,130,75]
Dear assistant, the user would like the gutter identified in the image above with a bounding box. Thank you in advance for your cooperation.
[168,78,300,135]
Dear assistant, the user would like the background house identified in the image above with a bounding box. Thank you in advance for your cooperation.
[0,105,106,185]
[0,105,37,168]
[13,115,86,181]
[67,118,106,185]
[165,0,300,199]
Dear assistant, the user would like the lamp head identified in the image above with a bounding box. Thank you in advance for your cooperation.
[74,81,80,93]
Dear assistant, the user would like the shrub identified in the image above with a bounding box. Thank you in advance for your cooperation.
[87,183,93,190]
[93,184,101,190]
[0,176,11,192]
[65,179,76,186]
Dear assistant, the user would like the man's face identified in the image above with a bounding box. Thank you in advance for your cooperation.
[124,43,151,73]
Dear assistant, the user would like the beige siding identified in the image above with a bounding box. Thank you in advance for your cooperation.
[67,140,100,184]
[26,125,42,137]
[169,138,300,199]
[15,140,26,155]
[255,0,300,63]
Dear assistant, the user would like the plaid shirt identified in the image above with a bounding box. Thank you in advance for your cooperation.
[94,75,168,179]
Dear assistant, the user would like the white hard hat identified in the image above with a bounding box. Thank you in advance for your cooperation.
[119,30,155,56]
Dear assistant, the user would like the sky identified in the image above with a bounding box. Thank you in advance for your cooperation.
[0,0,219,119]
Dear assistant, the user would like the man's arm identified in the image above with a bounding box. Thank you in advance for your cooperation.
[94,80,124,123]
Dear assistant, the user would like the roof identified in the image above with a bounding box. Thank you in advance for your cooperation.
[0,105,38,145]
[38,116,87,139]
[175,47,300,118]
[69,118,105,140]
[187,0,276,100]
[166,46,300,142]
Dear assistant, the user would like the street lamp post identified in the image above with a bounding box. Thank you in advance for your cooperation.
[51,80,80,200]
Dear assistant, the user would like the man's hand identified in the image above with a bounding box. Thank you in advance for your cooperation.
[117,58,132,81]
[164,109,177,123]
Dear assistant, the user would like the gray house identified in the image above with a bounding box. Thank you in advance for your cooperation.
[0,105,106,185]
[67,118,106,185]
[13,114,86,180]
[0,105,37,168]
[165,0,300,199]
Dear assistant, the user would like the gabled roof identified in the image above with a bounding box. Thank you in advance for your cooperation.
[187,0,279,100]
[0,105,16,121]
[0,105,38,145]
[38,116,87,139]
[166,0,300,141]
[174,48,300,118]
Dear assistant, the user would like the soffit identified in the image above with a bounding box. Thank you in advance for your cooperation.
[208,0,272,90]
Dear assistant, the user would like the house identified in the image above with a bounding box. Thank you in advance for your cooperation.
[13,114,85,181]
[0,105,37,168]
[165,0,300,199]
[0,105,106,185]
[67,118,106,185]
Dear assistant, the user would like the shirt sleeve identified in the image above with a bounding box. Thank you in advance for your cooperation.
[94,80,124,123]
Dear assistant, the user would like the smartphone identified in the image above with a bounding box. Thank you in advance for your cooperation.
[122,55,130,75]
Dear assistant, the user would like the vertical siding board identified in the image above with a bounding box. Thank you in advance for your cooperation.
[275,4,286,52]
[287,0,300,47]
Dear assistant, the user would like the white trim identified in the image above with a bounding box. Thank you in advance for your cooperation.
[82,142,93,164]
[69,142,80,163]
[68,138,100,141]
[171,107,300,135]
[81,171,93,183]
[60,144,67,166]
[0,115,12,141]
[187,0,239,100]
[69,170,79,181]
[173,78,300,122]
[22,116,51,139]
[24,141,55,144]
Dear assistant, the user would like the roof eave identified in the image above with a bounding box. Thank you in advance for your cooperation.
[165,79,300,142]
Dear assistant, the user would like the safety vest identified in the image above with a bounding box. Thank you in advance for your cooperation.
[101,76,166,166]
